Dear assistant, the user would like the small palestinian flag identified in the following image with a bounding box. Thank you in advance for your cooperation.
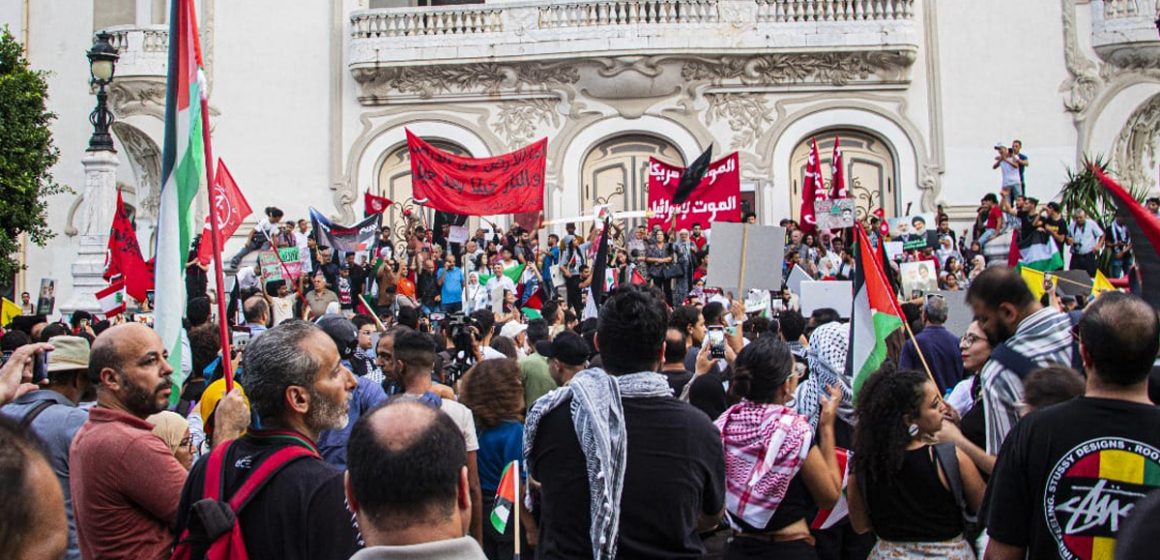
[811,448,850,529]
[490,460,519,534]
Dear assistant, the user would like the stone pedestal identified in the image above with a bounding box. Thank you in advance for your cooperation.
[61,150,120,316]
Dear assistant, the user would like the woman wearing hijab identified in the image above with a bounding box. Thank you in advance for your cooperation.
[847,367,985,559]
[463,271,489,315]
[717,337,843,559]
[147,411,194,471]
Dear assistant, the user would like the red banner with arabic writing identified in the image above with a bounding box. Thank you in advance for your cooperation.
[648,152,741,231]
[407,129,546,216]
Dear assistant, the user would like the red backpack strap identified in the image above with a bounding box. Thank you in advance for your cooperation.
[226,445,317,512]
[202,439,236,501]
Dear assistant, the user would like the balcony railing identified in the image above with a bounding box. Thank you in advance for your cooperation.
[101,24,169,78]
[1091,0,1160,67]
[349,0,917,66]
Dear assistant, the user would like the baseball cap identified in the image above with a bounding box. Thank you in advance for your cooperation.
[315,314,358,361]
[535,331,588,367]
[994,142,1006,149]
[199,378,250,427]
[46,336,89,373]
[499,322,528,339]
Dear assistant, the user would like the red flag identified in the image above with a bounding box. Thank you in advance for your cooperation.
[104,190,154,301]
[197,160,253,266]
[1093,167,1160,309]
[800,138,825,234]
[830,136,847,199]
[873,208,890,240]
[364,191,393,216]
[513,210,543,233]
[407,129,545,216]
[1007,230,1020,267]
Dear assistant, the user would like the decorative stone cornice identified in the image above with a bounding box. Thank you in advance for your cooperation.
[681,50,917,87]
[351,62,581,104]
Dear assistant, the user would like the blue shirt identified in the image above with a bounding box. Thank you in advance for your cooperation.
[899,324,965,393]
[439,266,465,304]
[476,420,525,493]
[317,375,387,469]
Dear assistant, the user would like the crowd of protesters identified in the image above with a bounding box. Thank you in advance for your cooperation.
[2,189,1160,560]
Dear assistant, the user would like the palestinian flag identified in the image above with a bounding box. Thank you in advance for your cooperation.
[1093,167,1160,310]
[96,279,127,317]
[518,268,543,310]
[811,448,850,529]
[848,225,904,397]
[490,460,519,534]
[157,0,209,404]
[1011,230,1064,272]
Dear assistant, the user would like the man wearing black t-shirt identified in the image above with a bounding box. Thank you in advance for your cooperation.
[525,284,725,559]
[174,321,361,560]
[985,293,1160,560]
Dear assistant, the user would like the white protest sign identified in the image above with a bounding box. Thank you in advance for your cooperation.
[787,265,812,295]
[705,222,785,294]
[800,281,852,318]
[448,225,469,244]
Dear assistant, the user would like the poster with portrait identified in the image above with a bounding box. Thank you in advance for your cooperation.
[900,261,939,298]
[888,213,938,250]
[815,199,856,230]
[36,278,56,316]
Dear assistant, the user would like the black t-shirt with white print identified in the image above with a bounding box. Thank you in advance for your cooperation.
[985,397,1160,559]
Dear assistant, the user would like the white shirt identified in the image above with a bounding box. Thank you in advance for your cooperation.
[1069,220,1103,255]
[236,266,261,292]
[270,294,296,325]
[999,157,1021,187]
[294,231,313,273]
[485,276,516,296]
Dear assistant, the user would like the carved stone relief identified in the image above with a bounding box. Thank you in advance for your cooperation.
[491,97,563,146]
[109,79,167,120]
[680,50,917,87]
[1112,93,1160,193]
[703,93,774,152]
[1060,0,1103,114]
[351,62,581,103]
[112,123,163,219]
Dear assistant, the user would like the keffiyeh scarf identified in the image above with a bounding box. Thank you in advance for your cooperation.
[523,368,671,560]
[794,321,856,430]
[716,402,813,530]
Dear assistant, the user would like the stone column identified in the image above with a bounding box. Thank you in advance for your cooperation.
[61,150,120,315]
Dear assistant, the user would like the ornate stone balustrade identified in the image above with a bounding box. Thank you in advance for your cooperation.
[102,24,169,78]
[1091,0,1160,69]
[349,0,918,103]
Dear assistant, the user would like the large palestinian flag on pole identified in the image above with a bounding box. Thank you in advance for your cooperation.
[848,225,904,397]
[156,0,208,404]
[1093,167,1160,310]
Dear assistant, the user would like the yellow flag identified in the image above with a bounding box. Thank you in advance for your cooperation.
[0,297,21,327]
[1092,270,1117,296]
[1018,265,1054,300]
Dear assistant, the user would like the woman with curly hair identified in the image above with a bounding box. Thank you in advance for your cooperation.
[847,366,985,559]
[717,336,843,559]
[459,359,533,559]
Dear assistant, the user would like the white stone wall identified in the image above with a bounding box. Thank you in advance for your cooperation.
[10,0,1160,309]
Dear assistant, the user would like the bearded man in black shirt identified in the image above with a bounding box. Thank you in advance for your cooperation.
[524,284,725,559]
[985,292,1160,560]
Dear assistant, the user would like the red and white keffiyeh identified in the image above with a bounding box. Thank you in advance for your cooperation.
[715,402,813,530]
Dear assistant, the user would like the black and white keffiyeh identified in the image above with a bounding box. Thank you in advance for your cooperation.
[523,368,671,560]
[794,321,856,430]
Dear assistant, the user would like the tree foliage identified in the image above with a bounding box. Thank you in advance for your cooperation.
[0,27,68,284]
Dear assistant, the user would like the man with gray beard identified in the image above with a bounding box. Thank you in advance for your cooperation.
[174,320,361,560]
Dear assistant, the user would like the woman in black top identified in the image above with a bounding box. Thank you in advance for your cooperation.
[848,367,985,559]
[716,337,843,559]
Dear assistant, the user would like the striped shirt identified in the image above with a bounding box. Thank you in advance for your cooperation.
[980,307,1073,455]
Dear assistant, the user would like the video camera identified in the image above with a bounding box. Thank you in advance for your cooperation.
[443,312,480,385]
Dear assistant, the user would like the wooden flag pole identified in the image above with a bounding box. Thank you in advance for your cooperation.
[513,460,521,560]
[901,317,939,393]
[737,223,750,296]
[358,294,386,332]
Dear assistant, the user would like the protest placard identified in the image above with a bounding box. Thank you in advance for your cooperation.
[704,222,785,294]
[800,281,852,318]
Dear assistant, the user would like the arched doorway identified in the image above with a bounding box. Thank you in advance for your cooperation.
[580,135,682,229]
[789,130,898,222]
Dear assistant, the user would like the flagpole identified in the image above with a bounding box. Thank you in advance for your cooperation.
[196,114,235,391]
[513,460,521,560]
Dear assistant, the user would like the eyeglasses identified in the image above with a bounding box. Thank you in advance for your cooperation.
[960,333,982,346]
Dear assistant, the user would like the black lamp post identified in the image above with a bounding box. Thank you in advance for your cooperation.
[87,31,119,153]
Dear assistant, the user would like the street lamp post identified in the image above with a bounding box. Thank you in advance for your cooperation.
[86,31,119,153]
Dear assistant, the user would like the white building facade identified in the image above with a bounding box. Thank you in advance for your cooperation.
[4,0,1160,310]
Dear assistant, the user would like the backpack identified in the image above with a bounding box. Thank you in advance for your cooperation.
[171,440,316,560]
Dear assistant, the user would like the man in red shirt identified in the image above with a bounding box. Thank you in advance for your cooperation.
[70,324,247,560]
[977,192,1003,247]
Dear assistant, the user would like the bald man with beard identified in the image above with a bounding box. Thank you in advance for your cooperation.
[69,323,191,560]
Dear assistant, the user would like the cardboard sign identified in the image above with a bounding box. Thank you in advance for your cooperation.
[888,213,938,251]
[816,199,856,230]
[259,248,302,284]
[704,222,785,293]
[884,241,905,261]
[448,225,470,244]
[800,281,852,318]
[900,261,939,298]
[36,278,56,316]
[787,264,813,295]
